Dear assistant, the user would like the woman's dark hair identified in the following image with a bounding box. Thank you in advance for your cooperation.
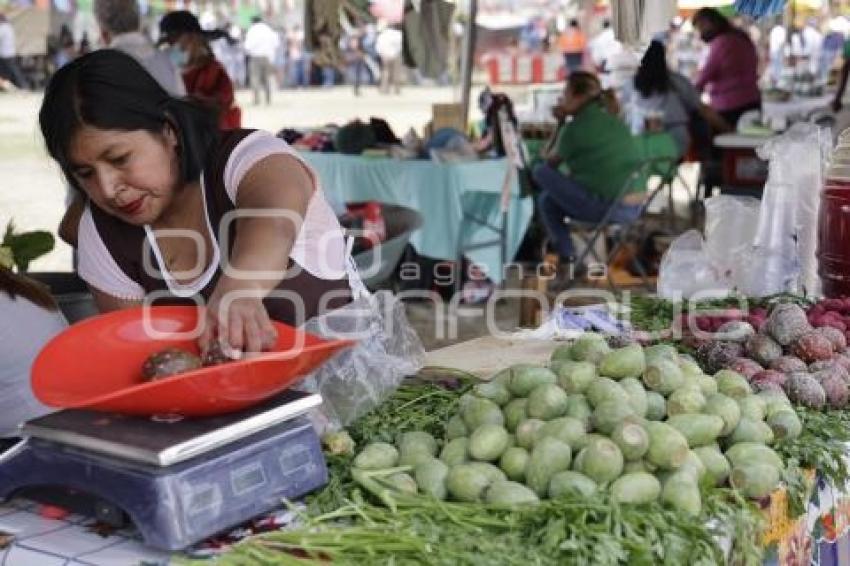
[567,70,601,97]
[634,40,670,98]
[693,8,731,33]
[39,49,218,193]
[567,70,619,115]
[0,267,58,312]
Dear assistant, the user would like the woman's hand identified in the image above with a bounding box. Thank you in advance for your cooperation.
[551,101,568,123]
[199,278,277,358]
[199,149,313,358]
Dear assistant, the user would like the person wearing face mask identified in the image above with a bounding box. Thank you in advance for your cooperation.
[158,10,241,130]
[692,8,761,130]
[532,71,641,264]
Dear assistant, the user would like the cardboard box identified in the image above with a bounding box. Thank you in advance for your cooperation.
[432,103,465,133]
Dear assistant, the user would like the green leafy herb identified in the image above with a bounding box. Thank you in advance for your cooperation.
[775,407,850,500]
[1,220,54,272]
[240,375,764,565]
[627,295,677,332]
[307,374,473,515]
[217,488,762,566]
[780,459,809,520]
[627,294,813,333]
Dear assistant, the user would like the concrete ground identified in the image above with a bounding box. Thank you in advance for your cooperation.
[0,85,691,350]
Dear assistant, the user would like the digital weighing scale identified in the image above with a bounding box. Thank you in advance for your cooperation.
[0,389,329,551]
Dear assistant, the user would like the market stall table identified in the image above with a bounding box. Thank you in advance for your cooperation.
[713,132,774,193]
[423,310,850,566]
[10,324,847,564]
[300,152,534,284]
[762,94,832,127]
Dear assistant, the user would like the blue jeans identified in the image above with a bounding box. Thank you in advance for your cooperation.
[564,52,583,72]
[290,57,309,87]
[533,163,641,259]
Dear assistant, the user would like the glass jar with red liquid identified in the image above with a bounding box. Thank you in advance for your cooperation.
[818,159,850,298]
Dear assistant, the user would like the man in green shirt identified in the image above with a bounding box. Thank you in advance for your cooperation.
[533,71,642,261]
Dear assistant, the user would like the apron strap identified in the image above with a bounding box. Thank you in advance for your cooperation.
[344,236,370,300]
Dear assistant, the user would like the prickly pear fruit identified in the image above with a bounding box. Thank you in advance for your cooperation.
[770,356,808,374]
[790,332,834,364]
[818,326,847,351]
[729,358,764,379]
[745,334,782,367]
[785,373,826,409]
[695,341,743,375]
[141,347,202,381]
[765,303,811,346]
[816,373,850,409]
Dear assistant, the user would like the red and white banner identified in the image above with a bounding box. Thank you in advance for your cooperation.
[482,52,566,85]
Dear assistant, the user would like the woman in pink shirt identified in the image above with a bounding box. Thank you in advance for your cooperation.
[692,8,761,129]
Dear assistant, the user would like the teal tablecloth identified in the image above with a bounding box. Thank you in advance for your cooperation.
[300,153,534,283]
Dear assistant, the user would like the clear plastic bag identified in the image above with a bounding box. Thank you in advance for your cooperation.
[297,291,425,432]
[735,246,800,297]
[703,195,760,276]
[657,230,730,299]
[755,122,830,296]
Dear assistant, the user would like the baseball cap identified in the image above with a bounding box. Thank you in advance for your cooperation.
[158,10,203,45]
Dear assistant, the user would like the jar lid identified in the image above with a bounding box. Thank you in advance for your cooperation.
[827,164,850,182]
[833,147,850,165]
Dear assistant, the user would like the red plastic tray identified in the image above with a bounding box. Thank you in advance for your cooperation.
[32,306,353,417]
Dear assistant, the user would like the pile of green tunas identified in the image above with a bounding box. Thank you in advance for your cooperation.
[212,374,767,566]
[351,334,800,515]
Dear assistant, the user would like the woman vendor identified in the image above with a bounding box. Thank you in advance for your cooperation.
[39,49,366,359]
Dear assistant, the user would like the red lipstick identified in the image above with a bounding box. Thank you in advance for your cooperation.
[119,197,144,215]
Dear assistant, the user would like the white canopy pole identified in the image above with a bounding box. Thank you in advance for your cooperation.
[459,0,478,129]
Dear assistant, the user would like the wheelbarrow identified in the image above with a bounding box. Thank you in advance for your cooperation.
[350,203,423,290]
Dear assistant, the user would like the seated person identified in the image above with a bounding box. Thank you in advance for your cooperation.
[0,267,66,441]
[624,40,731,158]
[533,71,641,263]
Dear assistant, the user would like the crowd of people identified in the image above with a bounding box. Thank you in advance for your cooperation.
[3,6,850,101]
[503,9,850,96]
[0,4,410,97]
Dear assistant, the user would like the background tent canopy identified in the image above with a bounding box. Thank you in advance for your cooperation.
[370,0,404,24]
[678,0,734,7]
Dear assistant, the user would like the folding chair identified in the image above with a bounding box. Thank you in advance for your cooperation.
[561,155,680,292]
[455,105,531,295]
[636,132,693,232]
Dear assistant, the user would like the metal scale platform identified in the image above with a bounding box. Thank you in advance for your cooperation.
[0,389,328,551]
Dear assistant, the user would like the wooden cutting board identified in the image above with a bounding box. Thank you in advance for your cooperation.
[424,336,563,378]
